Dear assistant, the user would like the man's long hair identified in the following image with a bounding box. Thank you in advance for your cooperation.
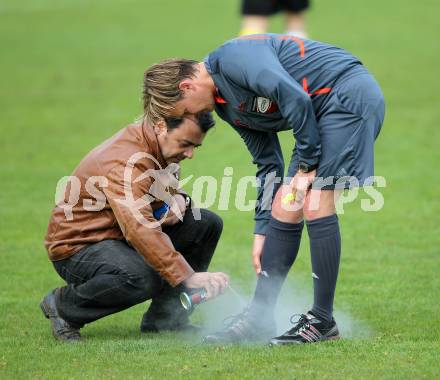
[142,59,198,125]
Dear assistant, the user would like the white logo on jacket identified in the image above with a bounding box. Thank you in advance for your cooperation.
[256,97,272,113]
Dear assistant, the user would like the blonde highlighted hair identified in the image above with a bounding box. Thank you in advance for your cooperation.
[142,59,198,125]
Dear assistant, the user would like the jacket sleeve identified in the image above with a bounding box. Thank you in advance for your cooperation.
[232,126,284,235]
[102,164,194,287]
[220,42,321,166]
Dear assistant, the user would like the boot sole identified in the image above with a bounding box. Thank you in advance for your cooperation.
[268,334,340,346]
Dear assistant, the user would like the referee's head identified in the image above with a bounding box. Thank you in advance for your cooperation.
[142,59,216,125]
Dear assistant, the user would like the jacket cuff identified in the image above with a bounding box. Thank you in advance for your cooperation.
[177,189,188,197]
[297,155,320,167]
[162,256,195,287]
[254,219,269,235]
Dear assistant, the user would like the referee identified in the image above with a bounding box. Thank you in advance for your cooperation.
[142,35,385,345]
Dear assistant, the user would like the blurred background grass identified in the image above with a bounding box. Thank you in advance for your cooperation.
[0,0,439,378]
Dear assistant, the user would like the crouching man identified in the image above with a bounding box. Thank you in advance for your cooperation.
[41,112,229,342]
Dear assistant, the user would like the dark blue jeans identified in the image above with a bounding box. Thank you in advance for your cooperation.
[53,209,223,328]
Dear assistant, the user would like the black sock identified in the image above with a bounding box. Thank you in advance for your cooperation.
[249,218,304,319]
[307,214,341,322]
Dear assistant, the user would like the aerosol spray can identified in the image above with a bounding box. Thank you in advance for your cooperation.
[179,288,208,312]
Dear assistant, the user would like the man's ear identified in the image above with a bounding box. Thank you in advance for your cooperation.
[178,80,193,92]
[153,119,168,136]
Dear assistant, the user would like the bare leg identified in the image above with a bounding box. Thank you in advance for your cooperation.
[240,15,269,36]
[285,11,308,38]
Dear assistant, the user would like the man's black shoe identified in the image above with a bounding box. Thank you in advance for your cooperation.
[140,311,201,333]
[40,290,82,342]
[203,308,276,344]
[269,311,339,346]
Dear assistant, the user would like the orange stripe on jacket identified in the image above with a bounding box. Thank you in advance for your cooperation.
[277,35,305,57]
[214,88,227,104]
[302,77,310,94]
[313,88,332,95]
[214,95,227,104]
[302,77,332,96]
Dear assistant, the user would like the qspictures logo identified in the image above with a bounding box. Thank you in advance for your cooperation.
[55,152,192,228]
[54,152,386,228]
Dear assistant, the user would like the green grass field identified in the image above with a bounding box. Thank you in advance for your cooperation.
[1,0,439,378]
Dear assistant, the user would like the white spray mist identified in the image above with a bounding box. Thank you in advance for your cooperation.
[193,276,372,339]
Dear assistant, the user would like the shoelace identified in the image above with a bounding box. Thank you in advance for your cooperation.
[222,307,251,329]
[286,313,311,335]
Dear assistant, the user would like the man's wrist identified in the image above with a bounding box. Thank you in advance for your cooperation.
[254,219,268,235]
[254,234,266,243]
[176,193,192,209]
[298,161,318,173]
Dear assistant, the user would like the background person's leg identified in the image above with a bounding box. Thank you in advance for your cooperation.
[240,0,278,35]
[141,209,223,331]
[53,240,163,328]
[282,0,310,37]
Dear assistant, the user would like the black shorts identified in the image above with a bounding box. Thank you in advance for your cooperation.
[287,68,386,189]
[242,0,310,16]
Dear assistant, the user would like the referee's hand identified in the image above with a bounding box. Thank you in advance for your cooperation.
[252,234,266,275]
[289,169,316,207]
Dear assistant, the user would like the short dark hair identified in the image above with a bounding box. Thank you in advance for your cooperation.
[195,112,216,133]
[164,112,215,133]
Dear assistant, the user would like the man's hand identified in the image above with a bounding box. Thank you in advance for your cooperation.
[252,234,266,275]
[288,169,316,206]
[183,272,230,300]
[162,194,187,226]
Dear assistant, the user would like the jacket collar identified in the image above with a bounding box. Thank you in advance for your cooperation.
[141,121,168,169]
[214,88,227,104]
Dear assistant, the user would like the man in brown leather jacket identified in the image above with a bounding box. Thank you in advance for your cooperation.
[41,112,229,341]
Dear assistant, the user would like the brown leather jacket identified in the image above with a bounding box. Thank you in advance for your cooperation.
[44,122,194,286]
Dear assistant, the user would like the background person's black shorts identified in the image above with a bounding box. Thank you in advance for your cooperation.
[242,0,310,16]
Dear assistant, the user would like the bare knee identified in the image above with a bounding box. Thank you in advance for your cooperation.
[303,190,338,221]
[271,185,304,223]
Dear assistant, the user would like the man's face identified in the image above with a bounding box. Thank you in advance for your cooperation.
[155,117,205,164]
[172,81,215,117]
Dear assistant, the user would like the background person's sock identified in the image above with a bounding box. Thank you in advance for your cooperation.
[249,218,304,320]
[307,214,341,322]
